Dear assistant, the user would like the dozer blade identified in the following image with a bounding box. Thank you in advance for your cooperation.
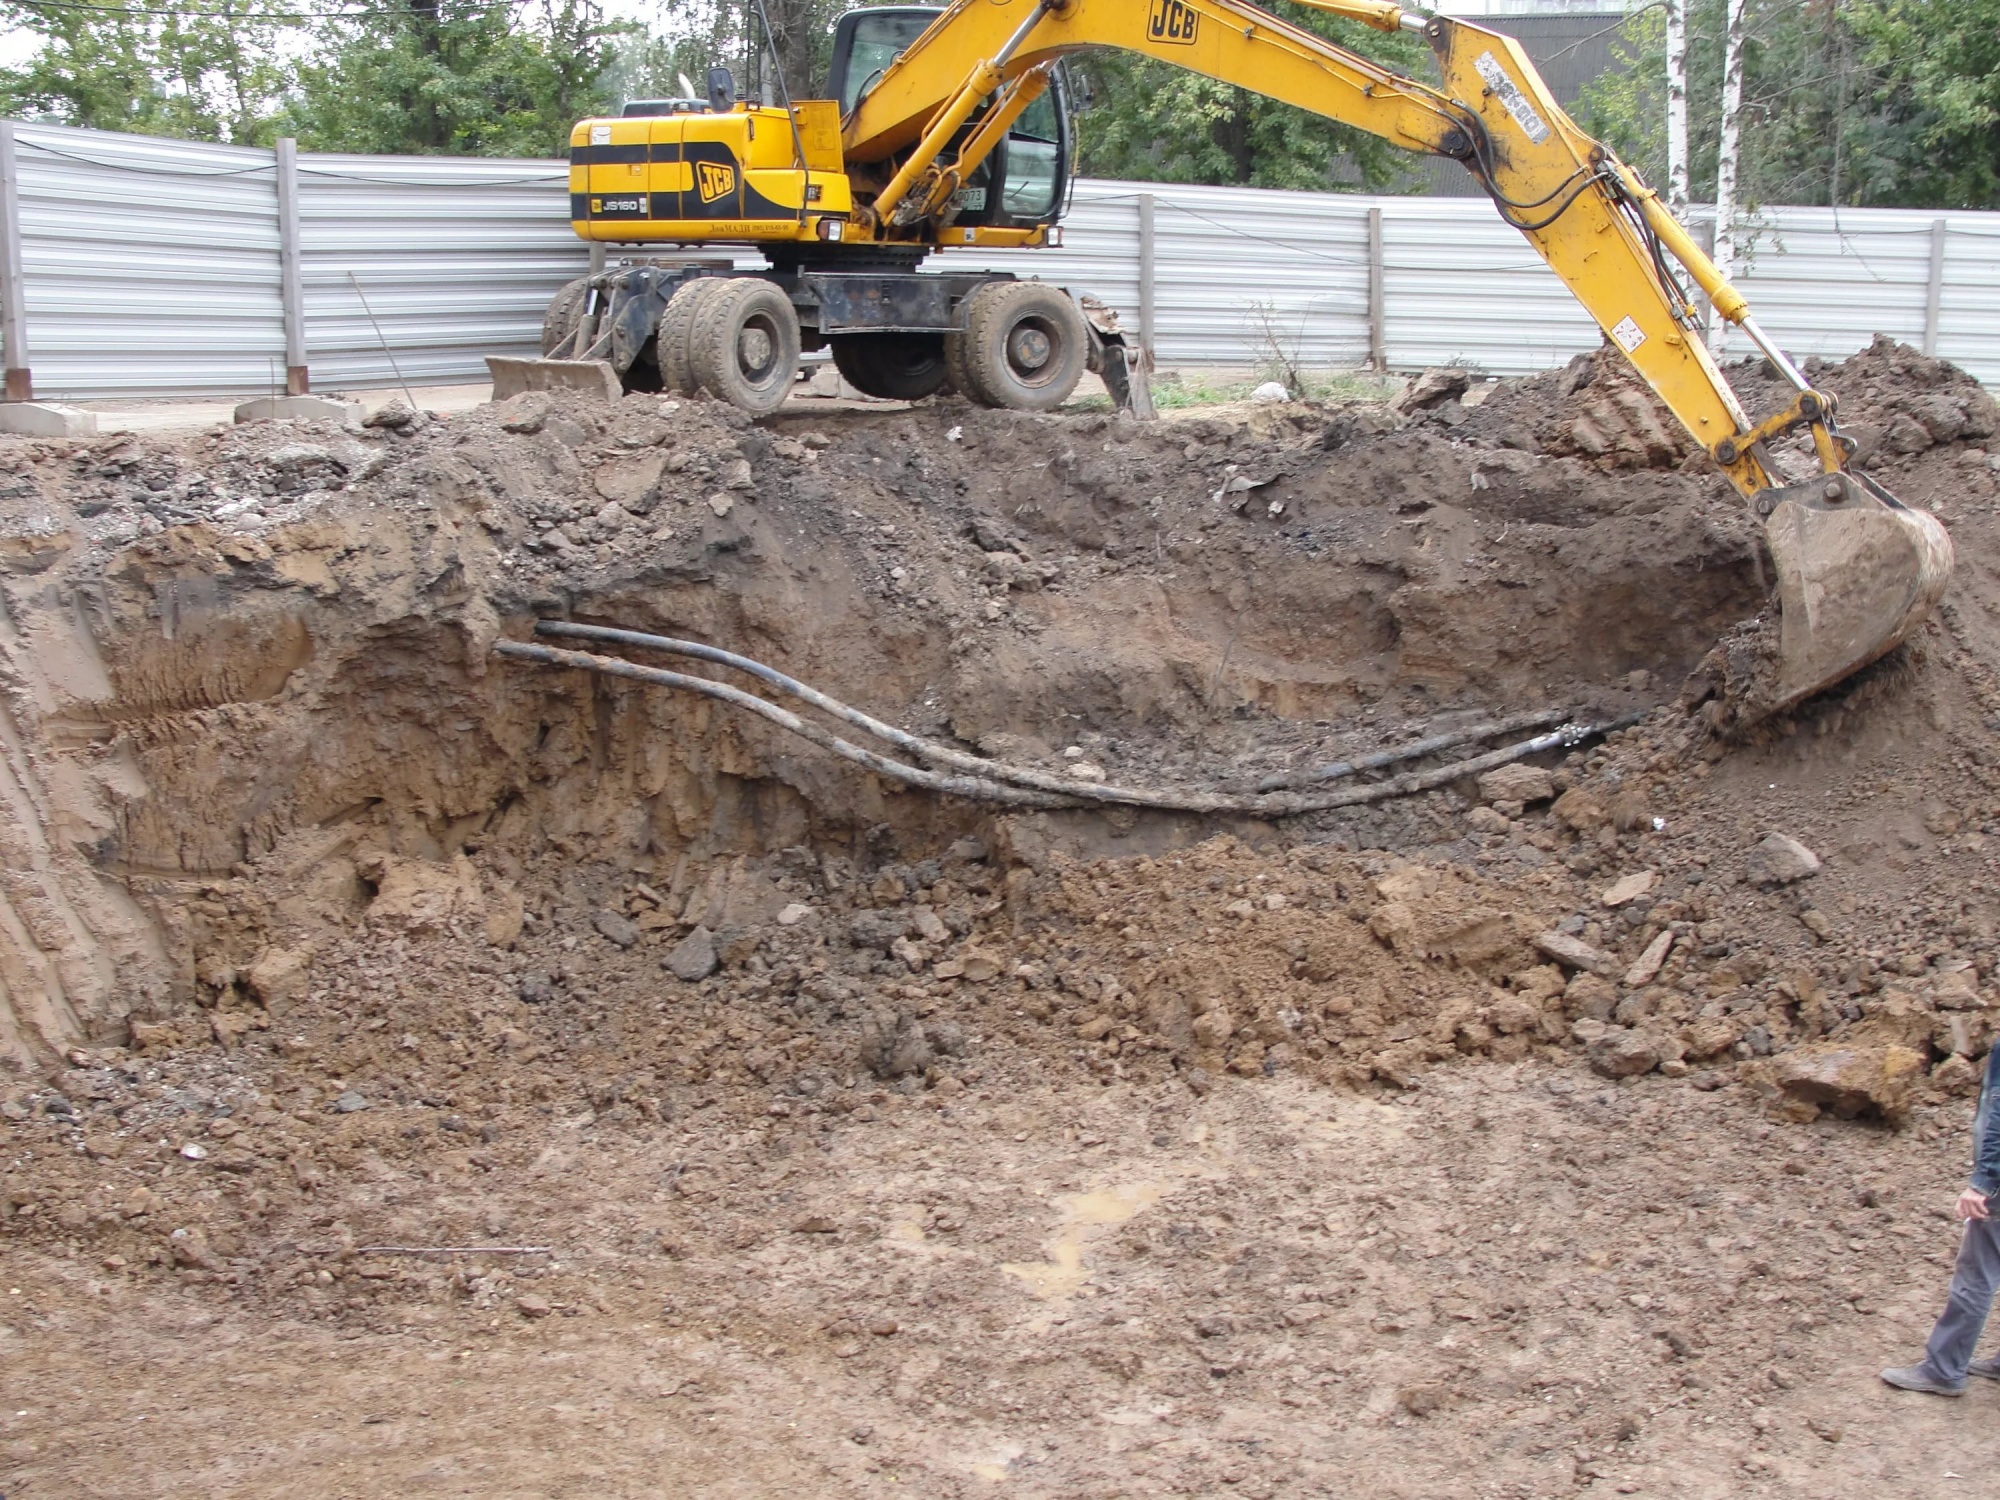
[485,355,622,404]
[1762,471,1954,710]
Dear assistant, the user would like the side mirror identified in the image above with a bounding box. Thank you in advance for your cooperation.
[707,67,736,113]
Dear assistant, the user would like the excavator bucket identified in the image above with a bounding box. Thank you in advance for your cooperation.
[1761,472,1954,710]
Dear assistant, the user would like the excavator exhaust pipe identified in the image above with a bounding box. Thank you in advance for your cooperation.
[1759,471,1953,712]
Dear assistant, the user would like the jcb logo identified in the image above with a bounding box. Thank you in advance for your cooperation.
[1148,0,1198,44]
[696,160,735,203]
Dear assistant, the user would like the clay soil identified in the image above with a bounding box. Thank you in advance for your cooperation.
[4,337,2000,1497]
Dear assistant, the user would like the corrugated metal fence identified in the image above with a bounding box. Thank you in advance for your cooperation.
[2,121,1995,399]
[964,183,2000,384]
[3,122,586,398]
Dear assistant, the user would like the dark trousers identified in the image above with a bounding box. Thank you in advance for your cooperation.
[1923,1215,2000,1383]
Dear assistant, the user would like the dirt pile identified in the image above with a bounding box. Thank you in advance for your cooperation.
[3,339,2000,1494]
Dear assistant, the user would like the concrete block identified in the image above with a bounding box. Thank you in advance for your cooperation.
[0,403,99,439]
[233,394,362,425]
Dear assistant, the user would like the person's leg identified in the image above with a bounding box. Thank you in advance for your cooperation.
[1921,1215,2000,1383]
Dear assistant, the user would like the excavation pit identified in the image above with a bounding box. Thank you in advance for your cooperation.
[3,342,1998,1494]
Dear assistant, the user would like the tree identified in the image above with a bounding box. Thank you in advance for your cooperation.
[1709,0,1746,350]
[1664,0,1690,215]
[0,0,293,143]
[1849,0,2000,207]
[1074,2,1437,191]
[286,0,622,156]
[602,0,843,110]
[1578,0,1997,211]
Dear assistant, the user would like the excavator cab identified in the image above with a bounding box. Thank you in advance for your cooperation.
[829,4,1071,235]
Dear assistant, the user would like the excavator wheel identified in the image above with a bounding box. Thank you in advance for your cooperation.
[541,276,590,357]
[689,278,800,415]
[659,278,722,397]
[829,332,953,401]
[947,281,1087,412]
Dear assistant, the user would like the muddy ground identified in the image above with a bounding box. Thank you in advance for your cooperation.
[3,337,2000,1496]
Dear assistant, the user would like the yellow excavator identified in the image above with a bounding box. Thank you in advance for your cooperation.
[526,0,1950,719]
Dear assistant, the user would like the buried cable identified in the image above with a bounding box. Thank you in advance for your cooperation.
[495,641,1076,810]
[535,621,1583,814]
[1253,706,1575,792]
[499,635,1644,818]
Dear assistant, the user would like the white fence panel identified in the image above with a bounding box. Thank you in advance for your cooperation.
[1938,222,2000,381]
[1715,209,1936,367]
[297,154,585,390]
[1380,198,1598,374]
[14,124,285,399]
[948,180,1375,369]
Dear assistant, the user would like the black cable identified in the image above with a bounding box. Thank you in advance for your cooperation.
[1438,97,1611,236]
[1494,170,1613,234]
[1443,103,1598,220]
[297,165,564,184]
[16,135,566,184]
[15,136,274,174]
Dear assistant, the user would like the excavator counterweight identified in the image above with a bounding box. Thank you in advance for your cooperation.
[537,0,1951,722]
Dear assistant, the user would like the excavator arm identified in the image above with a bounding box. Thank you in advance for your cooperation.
[845,0,1952,713]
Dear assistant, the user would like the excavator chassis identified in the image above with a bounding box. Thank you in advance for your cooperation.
[519,262,1150,415]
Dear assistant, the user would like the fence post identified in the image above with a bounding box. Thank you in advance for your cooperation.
[1365,204,1385,373]
[1922,218,1946,358]
[276,137,308,394]
[0,121,30,401]
[1137,192,1156,364]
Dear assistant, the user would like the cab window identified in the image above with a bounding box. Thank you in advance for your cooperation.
[1001,90,1061,218]
[838,11,936,111]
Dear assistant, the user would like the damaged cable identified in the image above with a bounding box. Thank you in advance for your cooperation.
[500,627,1641,819]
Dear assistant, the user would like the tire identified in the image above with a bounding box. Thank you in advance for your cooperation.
[829,332,953,401]
[659,278,722,396]
[689,277,801,416]
[943,317,982,407]
[947,281,1088,412]
[541,276,590,356]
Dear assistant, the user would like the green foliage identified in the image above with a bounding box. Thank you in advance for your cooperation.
[4,0,1988,204]
[1073,3,1435,190]
[603,1,847,108]
[1576,0,1999,210]
[0,0,295,143]
[286,0,623,156]
[1850,0,2000,207]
